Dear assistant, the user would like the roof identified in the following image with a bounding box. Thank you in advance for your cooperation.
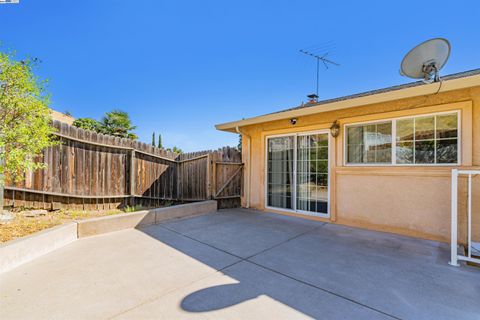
[216,68,480,133]
[50,109,75,125]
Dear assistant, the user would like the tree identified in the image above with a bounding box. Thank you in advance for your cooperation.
[99,110,137,139]
[0,52,57,211]
[157,134,162,148]
[151,132,155,146]
[73,117,101,132]
[167,146,183,154]
[238,134,242,151]
[174,146,183,154]
[72,111,138,140]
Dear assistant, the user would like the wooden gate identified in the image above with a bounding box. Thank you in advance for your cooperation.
[170,147,243,209]
[210,149,243,208]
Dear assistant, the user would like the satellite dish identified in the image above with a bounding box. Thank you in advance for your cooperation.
[400,38,451,83]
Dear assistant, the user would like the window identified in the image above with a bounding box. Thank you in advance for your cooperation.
[345,111,459,165]
[346,121,392,164]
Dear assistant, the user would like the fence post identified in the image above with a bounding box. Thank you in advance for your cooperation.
[130,149,136,206]
[449,169,459,266]
[176,160,181,201]
[212,154,217,199]
[206,153,211,199]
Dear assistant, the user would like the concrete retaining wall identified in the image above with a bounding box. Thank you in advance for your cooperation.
[0,201,217,274]
[0,222,77,273]
[77,200,217,238]
[154,200,218,223]
[76,210,156,238]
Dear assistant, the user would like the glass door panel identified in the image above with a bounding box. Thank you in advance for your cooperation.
[267,136,294,210]
[266,132,329,216]
[296,133,329,214]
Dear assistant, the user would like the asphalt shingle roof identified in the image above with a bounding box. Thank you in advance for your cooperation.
[270,68,480,115]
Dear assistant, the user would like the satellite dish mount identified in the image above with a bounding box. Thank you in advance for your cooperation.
[422,60,440,82]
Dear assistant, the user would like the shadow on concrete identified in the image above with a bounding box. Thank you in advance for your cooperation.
[180,283,256,312]
[138,209,480,320]
[138,210,383,319]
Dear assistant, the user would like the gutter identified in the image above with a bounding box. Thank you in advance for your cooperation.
[236,126,250,208]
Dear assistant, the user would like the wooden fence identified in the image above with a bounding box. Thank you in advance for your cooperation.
[3,121,242,210]
[177,149,243,208]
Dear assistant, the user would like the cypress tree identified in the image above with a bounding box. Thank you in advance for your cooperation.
[158,134,163,148]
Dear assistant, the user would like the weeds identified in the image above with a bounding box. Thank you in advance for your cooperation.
[123,205,144,213]
[162,201,174,207]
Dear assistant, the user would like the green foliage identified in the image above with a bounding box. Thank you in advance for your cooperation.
[162,200,173,207]
[73,110,138,140]
[0,52,57,182]
[72,117,101,132]
[157,134,162,148]
[167,146,183,154]
[151,132,155,146]
[238,134,242,151]
[123,205,144,212]
[100,110,137,139]
[173,146,183,154]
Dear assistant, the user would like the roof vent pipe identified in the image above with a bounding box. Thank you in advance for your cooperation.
[307,94,318,104]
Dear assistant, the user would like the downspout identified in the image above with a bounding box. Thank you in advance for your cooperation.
[236,126,250,208]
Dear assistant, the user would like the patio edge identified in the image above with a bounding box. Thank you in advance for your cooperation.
[0,222,78,274]
[77,200,218,238]
[0,201,218,273]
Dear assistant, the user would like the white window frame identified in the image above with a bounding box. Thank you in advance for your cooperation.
[265,130,331,218]
[343,110,462,167]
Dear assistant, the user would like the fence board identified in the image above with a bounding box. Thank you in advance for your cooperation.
[3,121,242,210]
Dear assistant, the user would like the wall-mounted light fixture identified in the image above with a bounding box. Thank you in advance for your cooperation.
[330,120,340,138]
[290,118,297,125]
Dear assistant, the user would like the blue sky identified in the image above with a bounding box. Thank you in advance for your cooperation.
[1,1,478,151]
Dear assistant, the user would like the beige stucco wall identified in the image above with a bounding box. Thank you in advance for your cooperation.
[50,109,75,125]
[240,86,480,243]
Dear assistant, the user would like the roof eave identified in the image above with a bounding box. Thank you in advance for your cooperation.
[215,73,480,133]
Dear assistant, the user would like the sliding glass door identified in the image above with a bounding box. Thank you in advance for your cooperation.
[296,133,329,214]
[266,132,329,216]
[267,136,294,210]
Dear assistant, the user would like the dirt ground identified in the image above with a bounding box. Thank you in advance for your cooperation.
[0,206,143,243]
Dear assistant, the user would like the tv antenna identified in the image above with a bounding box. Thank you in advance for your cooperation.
[400,38,450,83]
[300,49,339,101]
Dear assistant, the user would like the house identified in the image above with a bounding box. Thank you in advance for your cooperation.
[216,69,480,243]
[50,109,75,125]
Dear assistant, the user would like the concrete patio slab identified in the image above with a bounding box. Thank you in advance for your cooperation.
[113,261,390,320]
[1,208,479,320]
[0,227,239,320]
[249,222,480,320]
[162,209,325,258]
